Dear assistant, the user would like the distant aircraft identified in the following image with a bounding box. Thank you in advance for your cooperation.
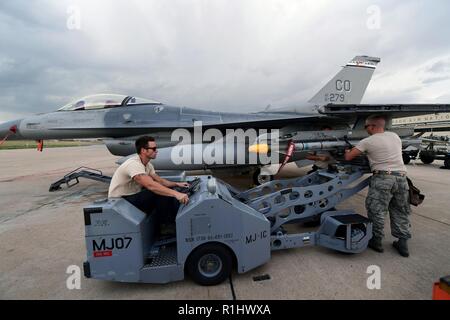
[1,55,450,183]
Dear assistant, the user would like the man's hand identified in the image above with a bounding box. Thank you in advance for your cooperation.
[175,192,189,205]
[344,147,362,161]
[176,182,190,188]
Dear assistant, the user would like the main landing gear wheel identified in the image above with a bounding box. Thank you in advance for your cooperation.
[186,243,233,286]
[444,158,450,169]
[419,151,435,165]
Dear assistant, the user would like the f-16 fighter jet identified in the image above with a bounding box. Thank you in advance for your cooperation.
[1,56,450,182]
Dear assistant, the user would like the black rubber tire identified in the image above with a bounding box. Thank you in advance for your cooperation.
[444,158,450,169]
[420,151,435,165]
[186,243,232,286]
[402,153,411,165]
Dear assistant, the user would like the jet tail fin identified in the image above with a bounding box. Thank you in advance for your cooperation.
[308,56,380,106]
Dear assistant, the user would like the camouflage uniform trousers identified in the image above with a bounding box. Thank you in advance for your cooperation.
[365,174,412,240]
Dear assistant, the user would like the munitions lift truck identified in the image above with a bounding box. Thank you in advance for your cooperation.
[83,164,373,286]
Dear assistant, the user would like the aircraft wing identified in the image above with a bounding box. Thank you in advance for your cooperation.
[421,137,449,145]
[320,104,450,118]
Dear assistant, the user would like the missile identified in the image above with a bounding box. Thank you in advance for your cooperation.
[248,140,355,154]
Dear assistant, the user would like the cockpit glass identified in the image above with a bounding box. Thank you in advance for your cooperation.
[58,94,162,111]
[126,96,161,105]
[58,94,127,111]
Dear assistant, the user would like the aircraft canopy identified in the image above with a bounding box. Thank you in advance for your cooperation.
[58,94,161,111]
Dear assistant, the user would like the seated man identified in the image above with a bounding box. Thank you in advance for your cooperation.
[108,136,189,233]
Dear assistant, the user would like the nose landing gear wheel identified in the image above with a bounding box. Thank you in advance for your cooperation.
[402,153,411,165]
[186,243,232,286]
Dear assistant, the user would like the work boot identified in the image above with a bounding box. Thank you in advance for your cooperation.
[393,238,409,257]
[368,237,384,253]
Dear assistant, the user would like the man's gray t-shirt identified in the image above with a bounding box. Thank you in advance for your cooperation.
[356,132,406,172]
[108,155,156,198]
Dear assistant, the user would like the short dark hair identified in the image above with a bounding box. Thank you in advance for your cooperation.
[366,115,387,128]
[135,136,155,154]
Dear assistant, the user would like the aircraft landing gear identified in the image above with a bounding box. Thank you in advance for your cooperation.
[444,157,450,169]
[420,151,435,165]
[402,153,411,165]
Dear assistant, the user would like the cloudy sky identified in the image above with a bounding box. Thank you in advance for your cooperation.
[1,0,450,122]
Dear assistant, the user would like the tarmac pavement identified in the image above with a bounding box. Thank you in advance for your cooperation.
[0,145,449,299]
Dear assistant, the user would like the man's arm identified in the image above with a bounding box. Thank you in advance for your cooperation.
[344,147,363,161]
[150,172,189,188]
[150,173,176,188]
[133,174,189,204]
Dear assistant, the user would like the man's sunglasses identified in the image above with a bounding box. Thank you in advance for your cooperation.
[145,147,157,151]
[364,124,375,129]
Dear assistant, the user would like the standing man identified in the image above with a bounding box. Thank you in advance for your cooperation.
[108,136,190,233]
[344,115,411,257]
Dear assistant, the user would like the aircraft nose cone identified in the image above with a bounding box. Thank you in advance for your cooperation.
[0,119,23,141]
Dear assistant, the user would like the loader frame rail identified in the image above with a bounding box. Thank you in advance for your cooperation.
[236,165,371,232]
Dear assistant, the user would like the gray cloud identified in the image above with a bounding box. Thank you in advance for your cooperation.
[422,76,450,85]
[419,57,450,85]
[427,60,450,74]
[1,0,450,121]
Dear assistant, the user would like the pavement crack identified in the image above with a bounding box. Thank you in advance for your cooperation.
[412,212,450,227]
[228,274,237,300]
